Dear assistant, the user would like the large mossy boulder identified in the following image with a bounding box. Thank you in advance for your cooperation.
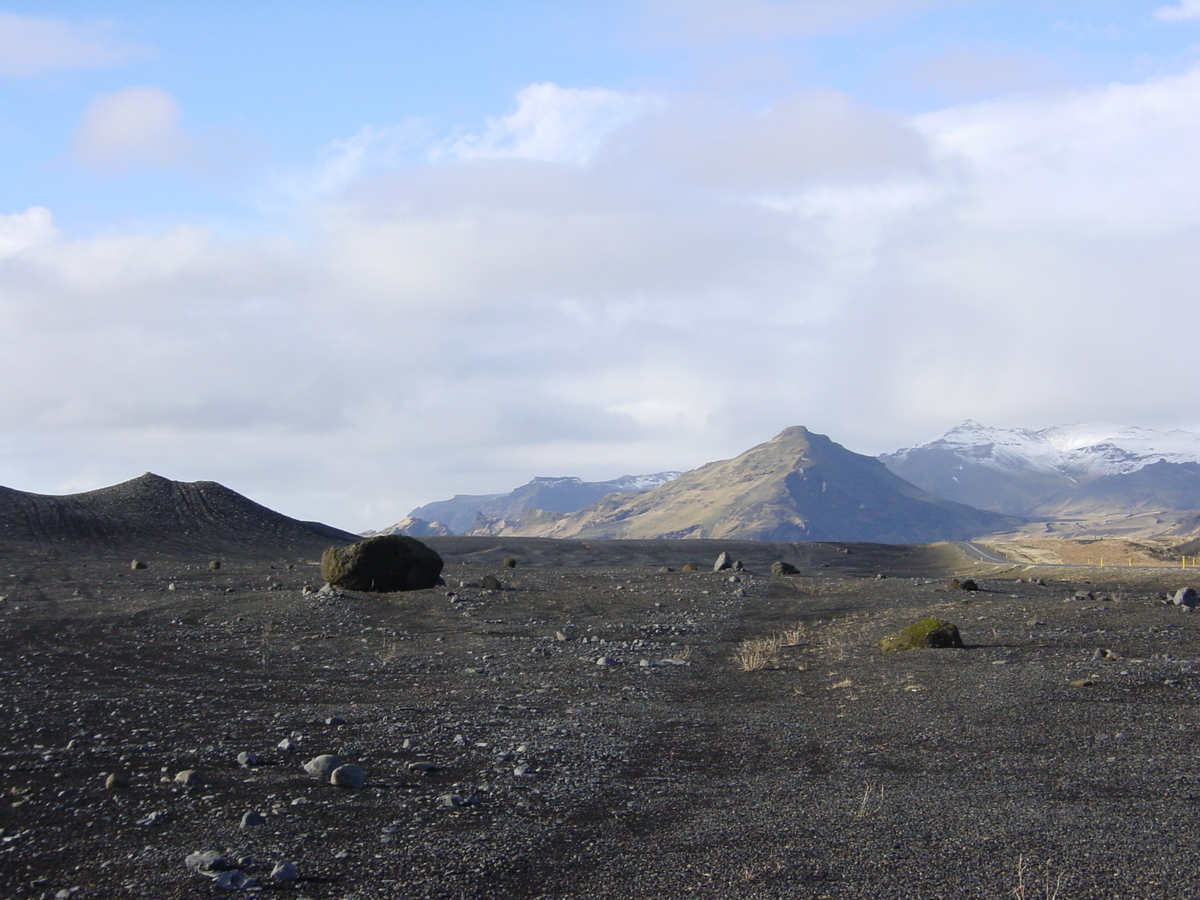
[321,535,443,592]
[878,617,964,652]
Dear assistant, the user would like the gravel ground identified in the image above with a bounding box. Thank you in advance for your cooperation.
[2,537,1199,898]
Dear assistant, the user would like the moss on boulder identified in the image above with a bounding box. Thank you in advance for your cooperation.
[321,534,443,592]
[878,617,964,652]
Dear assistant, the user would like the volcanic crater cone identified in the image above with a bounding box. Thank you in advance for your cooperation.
[0,472,358,554]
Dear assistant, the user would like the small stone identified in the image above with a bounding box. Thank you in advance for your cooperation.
[236,752,257,768]
[174,769,203,787]
[513,764,532,777]
[185,850,228,873]
[270,860,297,882]
[595,656,616,667]
[324,716,346,726]
[713,552,733,572]
[104,773,129,790]
[303,754,341,778]
[209,560,221,570]
[136,810,167,825]
[771,561,799,576]
[240,811,266,828]
[727,575,741,584]
[277,737,298,752]
[130,559,147,570]
[555,630,572,642]
[1173,587,1198,608]
[330,764,366,790]
[407,761,438,774]
[213,870,254,890]
[439,793,465,808]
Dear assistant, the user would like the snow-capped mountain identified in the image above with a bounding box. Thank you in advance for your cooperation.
[881,421,1200,516]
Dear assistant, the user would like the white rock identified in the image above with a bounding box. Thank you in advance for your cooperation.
[330,764,366,790]
[303,754,341,778]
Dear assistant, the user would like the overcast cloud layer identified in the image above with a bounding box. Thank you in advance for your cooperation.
[2,2,1200,530]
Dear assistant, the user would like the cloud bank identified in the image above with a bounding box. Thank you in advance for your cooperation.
[0,12,145,77]
[5,63,1200,529]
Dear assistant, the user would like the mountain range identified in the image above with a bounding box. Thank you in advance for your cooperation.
[881,421,1200,519]
[468,426,1010,543]
[391,420,1200,543]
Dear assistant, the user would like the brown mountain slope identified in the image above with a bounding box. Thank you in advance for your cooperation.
[491,426,1011,542]
[0,472,359,554]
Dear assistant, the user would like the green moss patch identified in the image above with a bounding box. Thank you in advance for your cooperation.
[878,617,965,652]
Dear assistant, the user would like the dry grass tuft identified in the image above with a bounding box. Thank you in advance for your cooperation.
[733,624,808,670]
[1012,855,1065,900]
[853,780,884,819]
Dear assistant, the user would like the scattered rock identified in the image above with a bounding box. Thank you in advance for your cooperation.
[407,761,438,774]
[555,630,572,642]
[208,559,221,570]
[331,764,366,790]
[277,737,298,752]
[130,559,147,570]
[879,618,965,652]
[771,561,799,576]
[1173,587,1198,608]
[236,751,257,768]
[1069,676,1099,688]
[240,811,266,828]
[596,656,616,667]
[713,552,733,572]
[185,850,229,874]
[104,773,129,790]
[303,754,341,778]
[1071,591,1095,602]
[270,860,297,883]
[213,870,254,890]
[320,534,444,593]
[173,769,202,787]
[481,574,504,591]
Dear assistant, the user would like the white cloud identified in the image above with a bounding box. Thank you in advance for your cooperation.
[1155,1,1200,21]
[441,82,662,164]
[0,207,58,260]
[72,87,194,173]
[8,70,1200,529]
[263,121,429,211]
[0,12,145,77]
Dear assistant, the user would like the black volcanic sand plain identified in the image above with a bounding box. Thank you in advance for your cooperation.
[4,536,1200,899]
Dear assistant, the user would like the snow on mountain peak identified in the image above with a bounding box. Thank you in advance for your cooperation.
[899,421,1200,478]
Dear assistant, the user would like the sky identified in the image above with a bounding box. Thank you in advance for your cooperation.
[3,0,1200,531]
